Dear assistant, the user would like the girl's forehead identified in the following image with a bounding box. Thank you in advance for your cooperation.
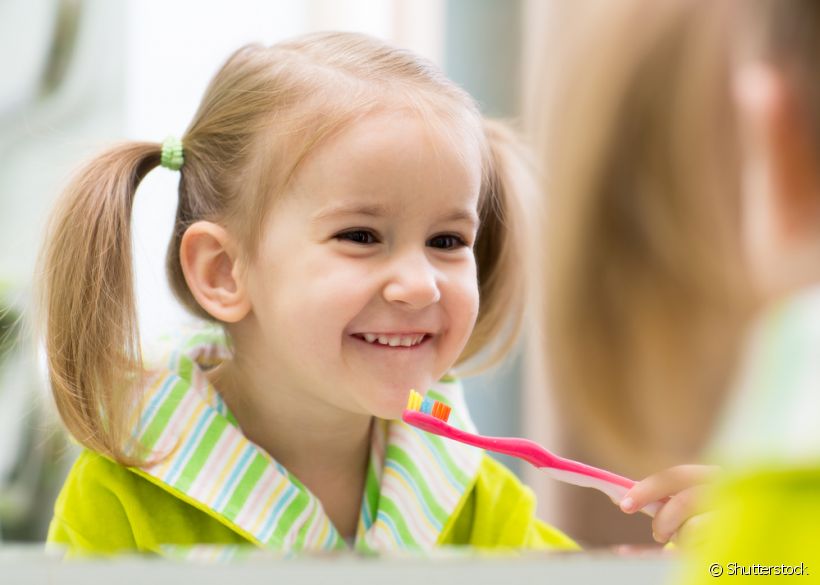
[288,111,483,208]
[324,109,481,164]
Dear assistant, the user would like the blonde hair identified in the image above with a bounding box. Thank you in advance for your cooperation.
[38,32,530,465]
[540,1,750,468]
[542,0,820,468]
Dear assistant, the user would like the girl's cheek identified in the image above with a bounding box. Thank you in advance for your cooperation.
[448,270,480,324]
[463,262,481,311]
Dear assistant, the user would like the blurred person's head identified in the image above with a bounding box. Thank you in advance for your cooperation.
[733,1,820,300]
[538,0,820,469]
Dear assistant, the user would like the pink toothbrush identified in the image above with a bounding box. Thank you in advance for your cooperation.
[403,390,662,517]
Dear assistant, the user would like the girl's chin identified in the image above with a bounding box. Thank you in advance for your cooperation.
[372,407,404,421]
[342,371,440,419]
[367,385,427,420]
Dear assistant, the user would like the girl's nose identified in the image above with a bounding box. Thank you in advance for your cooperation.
[382,253,441,309]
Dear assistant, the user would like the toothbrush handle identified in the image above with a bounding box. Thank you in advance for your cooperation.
[400,411,665,517]
[540,466,663,517]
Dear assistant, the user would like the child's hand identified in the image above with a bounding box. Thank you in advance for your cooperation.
[619,464,719,545]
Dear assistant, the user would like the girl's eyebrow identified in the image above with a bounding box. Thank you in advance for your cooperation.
[442,209,480,228]
[312,202,389,222]
[312,203,479,227]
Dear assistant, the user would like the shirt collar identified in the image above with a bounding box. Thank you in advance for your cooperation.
[133,326,483,551]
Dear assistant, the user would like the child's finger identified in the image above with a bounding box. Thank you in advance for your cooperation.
[619,464,718,513]
[650,485,707,543]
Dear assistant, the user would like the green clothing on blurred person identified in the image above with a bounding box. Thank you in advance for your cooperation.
[680,288,820,582]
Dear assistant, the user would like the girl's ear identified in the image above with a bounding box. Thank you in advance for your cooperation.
[734,63,820,242]
[180,221,251,323]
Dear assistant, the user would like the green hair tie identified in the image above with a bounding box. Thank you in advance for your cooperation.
[160,136,184,171]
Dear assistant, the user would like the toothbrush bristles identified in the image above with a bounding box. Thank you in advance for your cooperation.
[406,389,451,423]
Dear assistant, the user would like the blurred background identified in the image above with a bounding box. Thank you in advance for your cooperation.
[0,0,692,548]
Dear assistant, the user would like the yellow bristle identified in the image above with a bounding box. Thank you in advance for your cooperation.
[407,389,422,411]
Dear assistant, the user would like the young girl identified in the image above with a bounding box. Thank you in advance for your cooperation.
[39,31,576,555]
[540,0,820,564]
[687,0,820,572]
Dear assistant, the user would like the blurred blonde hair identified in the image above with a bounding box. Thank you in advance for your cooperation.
[37,32,531,465]
[539,0,751,468]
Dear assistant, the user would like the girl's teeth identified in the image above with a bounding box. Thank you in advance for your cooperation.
[359,333,426,346]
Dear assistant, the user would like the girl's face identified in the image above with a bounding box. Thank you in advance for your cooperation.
[242,111,482,419]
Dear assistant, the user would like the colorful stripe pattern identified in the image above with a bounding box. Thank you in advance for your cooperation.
[712,286,820,466]
[132,326,483,551]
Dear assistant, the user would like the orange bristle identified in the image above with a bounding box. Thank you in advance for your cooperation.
[439,404,451,422]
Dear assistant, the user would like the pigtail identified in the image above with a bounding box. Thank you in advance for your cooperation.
[459,119,535,370]
[38,143,160,465]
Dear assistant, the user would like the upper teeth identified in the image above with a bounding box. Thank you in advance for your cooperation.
[361,333,425,347]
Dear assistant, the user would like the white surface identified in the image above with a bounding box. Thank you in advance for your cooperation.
[1,547,674,585]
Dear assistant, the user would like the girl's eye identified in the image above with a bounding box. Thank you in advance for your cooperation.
[335,230,379,245]
[428,234,468,250]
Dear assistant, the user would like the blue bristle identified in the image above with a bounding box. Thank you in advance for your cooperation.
[421,396,434,414]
